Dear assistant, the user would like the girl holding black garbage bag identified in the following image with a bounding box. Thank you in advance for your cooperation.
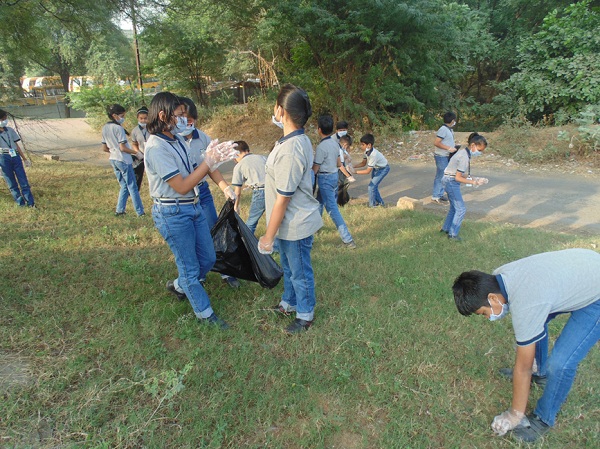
[258,84,323,334]
[143,92,238,329]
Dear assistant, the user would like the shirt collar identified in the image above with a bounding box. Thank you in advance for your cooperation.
[277,128,305,144]
[156,132,178,142]
[191,128,200,140]
[320,135,332,143]
[366,148,374,156]
[495,274,509,303]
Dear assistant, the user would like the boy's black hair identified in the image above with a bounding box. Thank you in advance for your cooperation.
[339,135,353,146]
[468,132,487,147]
[234,140,250,153]
[443,111,457,124]
[0,109,8,120]
[276,84,312,128]
[336,120,349,130]
[360,133,375,146]
[147,92,184,135]
[179,97,198,120]
[452,270,501,316]
[318,114,334,135]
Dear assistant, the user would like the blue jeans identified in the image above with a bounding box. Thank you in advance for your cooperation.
[368,165,390,207]
[433,154,449,199]
[316,172,353,243]
[152,202,217,318]
[198,181,218,229]
[278,236,316,321]
[441,177,466,237]
[0,154,34,206]
[110,160,144,215]
[534,299,600,426]
[246,188,265,234]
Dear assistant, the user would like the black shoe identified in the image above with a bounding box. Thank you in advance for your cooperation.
[448,235,462,241]
[344,240,357,249]
[166,280,187,301]
[272,304,293,316]
[199,313,229,330]
[512,414,551,442]
[222,276,241,289]
[439,229,448,234]
[285,318,313,334]
[499,368,547,387]
[115,211,126,216]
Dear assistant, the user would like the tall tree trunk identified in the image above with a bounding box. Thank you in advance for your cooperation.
[59,70,71,118]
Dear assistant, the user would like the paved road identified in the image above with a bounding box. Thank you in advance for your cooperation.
[20,118,600,235]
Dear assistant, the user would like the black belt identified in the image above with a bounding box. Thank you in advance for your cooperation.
[154,197,199,205]
[318,171,336,175]
[251,185,265,190]
[1,149,13,154]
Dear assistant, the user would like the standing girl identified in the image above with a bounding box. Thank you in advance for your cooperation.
[258,84,323,334]
[130,106,149,191]
[101,104,145,216]
[441,132,488,241]
[0,109,35,207]
[144,92,238,329]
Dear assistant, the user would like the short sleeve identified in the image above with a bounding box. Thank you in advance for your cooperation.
[9,128,21,142]
[116,126,128,144]
[274,147,305,197]
[313,143,325,166]
[145,142,180,182]
[512,303,553,346]
[231,163,244,186]
[131,128,139,143]
[437,126,450,140]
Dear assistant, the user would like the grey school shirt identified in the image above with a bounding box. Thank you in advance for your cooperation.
[101,122,133,164]
[444,148,469,176]
[0,127,21,151]
[313,136,340,174]
[493,248,600,346]
[232,153,267,188]
[131,125,149,152]
[144,133,197,200]
[185,128,211,183]
[434,124,455,157]
[265,130,323,241]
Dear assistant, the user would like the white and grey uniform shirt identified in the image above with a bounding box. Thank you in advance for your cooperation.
[434,124,455,157]
[265,129,323,241]
[101,122,133,164]
[314,136,340,174]
[131,125,149,153]
[444,148,470,177]
[231,153,267,189]
[493,249,600,346]
[144,133,197,200]
[363,147,388,169]
[0,127,21,155]
[185,128,212,183]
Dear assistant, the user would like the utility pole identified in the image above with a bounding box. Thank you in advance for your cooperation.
[130,0,144,98]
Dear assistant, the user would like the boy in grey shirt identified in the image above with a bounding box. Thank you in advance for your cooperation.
[452,248,600,442]
[431,111,457,203]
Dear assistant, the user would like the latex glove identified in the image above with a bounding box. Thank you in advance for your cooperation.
[258,236,274,255]
[223,185,236,201]
[491,409,529,436]
[24,159,32,167]
[204,139,239,172]
[347,164,356,175]
[347,176,356,183]
[474,177,489,186]
[136,151,144,161]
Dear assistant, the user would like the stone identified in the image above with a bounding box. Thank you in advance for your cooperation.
[396,196,423,210]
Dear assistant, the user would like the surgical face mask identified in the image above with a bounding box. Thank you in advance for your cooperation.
[337,130,347,137]
[138,122,147,128]
[116,116,125,125]
[271,115,284,129]
[0,119,8,128]
[450,121,456,128]
[178,125,195,137]
[489,298,509,321]
[471,150,482,157]
[173,116,188,134]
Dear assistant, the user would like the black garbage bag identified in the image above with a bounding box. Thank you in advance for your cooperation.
[337,171,350,206]
[211,200,283,289]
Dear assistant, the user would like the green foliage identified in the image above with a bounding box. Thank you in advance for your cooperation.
[557,105,600,155]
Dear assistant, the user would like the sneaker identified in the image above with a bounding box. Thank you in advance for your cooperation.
[498,368,547,388]
[222,276,241,289]
[448,235,462,242]
[272,304,293,316]
[432,197,448,204]
[439,229,448,234]
[199,313,230,330]
[344,240,357,249]
[285,318,313,334]
[512,414,551,442]
[115,211,126,216]
[166,280,187,301]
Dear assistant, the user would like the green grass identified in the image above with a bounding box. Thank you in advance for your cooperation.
[1,160,599,448]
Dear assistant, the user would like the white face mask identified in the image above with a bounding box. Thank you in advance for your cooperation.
[0,119,8,128]
[271,115,284,129]
[116,116,125,125]
[138,122,147,128]
[337,130,348,137]
[489,298,509,321]
[471,150,481,157]
[177,125,195,137]
[173,116,188,134]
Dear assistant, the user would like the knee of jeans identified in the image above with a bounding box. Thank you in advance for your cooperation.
[545,355,577,379]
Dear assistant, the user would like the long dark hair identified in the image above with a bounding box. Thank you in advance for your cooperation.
[276,84,312,128]
[468,132,487,147]
[179,97,198,120]
[147,92,184,135]
[106,104,129,135]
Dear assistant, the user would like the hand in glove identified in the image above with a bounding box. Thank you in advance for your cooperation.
[347,176,356,183]
[223,185,236,201]
[491,409,529,436]
[204,139,238,172]
[474,177,489,186]
[258,236,274,255]
[135,151,144,161]
[347,164,356,175]
[24,159,32,167]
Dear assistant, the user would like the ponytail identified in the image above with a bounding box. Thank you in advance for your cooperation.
[468,132,487,147]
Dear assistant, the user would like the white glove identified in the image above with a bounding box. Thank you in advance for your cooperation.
[204,139,239,172]
[258,236,274,255]
[223,185,236,201]
[474,177,489,186]
[135,151,144,161]
[347,164,356,175]
[24,159,32,167]
[347,176,356,183]
[491,409,529,436]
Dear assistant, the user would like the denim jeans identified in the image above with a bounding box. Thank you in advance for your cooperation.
[441,177,466,237]
[368,165,390,207]
[533,299,600,426]
[433,154,449,199]
[316,172,353,243]
[0,154,34,206]
[278,236,316,321]
[110,160,144,215]
[246,188,265,234]
[152,202,217,318]
[198,181,218,228]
